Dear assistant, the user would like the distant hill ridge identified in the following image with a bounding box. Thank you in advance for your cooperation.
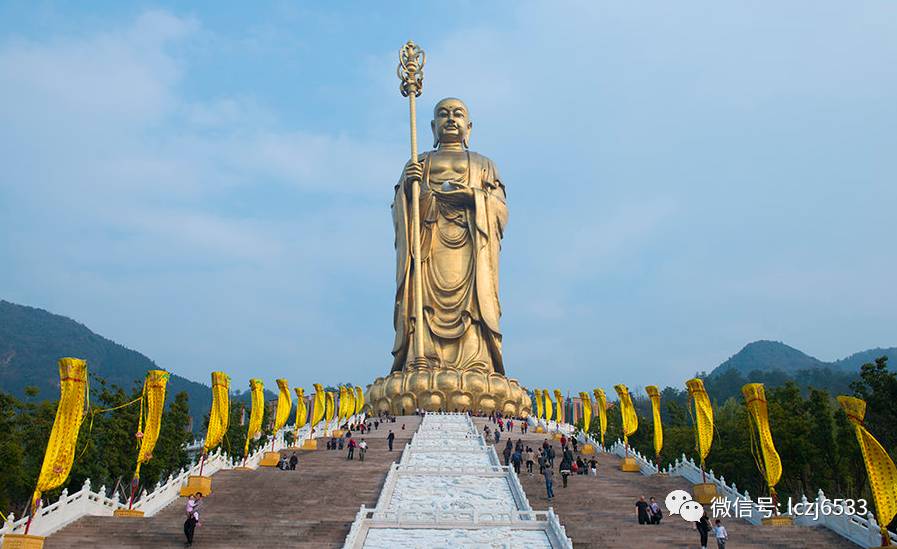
[709,339,896,378]
[0,300,271,432]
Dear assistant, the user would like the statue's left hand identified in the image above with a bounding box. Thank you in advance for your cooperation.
[433,186,474,206]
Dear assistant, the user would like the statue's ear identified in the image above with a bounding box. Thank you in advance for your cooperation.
[463,121,472,149]
[431,120,438,149]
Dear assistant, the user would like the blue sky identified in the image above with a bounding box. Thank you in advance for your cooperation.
[1,1,895,394]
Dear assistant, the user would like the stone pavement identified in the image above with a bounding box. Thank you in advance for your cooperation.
[46,416,420,548]
[473,417,855,549]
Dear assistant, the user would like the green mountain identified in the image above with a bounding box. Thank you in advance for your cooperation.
[709,339,895,378]
[0,300,212,431]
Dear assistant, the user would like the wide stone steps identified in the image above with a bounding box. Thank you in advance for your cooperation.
[46,417,421,548]
[473,418,854,548]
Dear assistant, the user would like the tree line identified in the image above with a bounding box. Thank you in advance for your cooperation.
[0,374,275,518]
[589,357,895,529]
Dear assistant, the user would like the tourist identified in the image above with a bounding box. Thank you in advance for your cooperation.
[547,445,555,467]
[696,512,711,549]
[498,417,504,432]
[508,419,514,432]
[347,436,356,460]
[560,434,567,448]
[571,437,579,452]
[374,420,379,430]
[649,497,662,524]
[525,447,535,474]
[588,458,597,476]
[494,430,500,444]
[635,495,650,525]
[338,436,345,450]
[289,453,298,470]
[575,456,585,475]
[184,492,202,546]
[359,438,368,461]
[542,439,549,452]
[714,519,728,548]
[559,449,573,488]
[538,450,546,474]
[543,464,555,500]
[515,438,523,453]
[503,440,513,465]
[387,430,395,451]
[511,448,522,473]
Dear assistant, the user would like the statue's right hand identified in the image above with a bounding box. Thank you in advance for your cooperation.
[404,161,423,187]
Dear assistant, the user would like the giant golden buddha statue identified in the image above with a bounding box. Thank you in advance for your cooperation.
[366,97,531,416]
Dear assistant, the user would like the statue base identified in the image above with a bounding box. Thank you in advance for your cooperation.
[1,534,45,549]
[179,475,211,497]
[366,366,532,417]
[300,439,317,450]
[113,509,145,518]
[535,426,544,433]
[258,452,281,467]
[620,457,640,472]
[579,444,595,455]
[762,515,794,526]
[692,483,719,504]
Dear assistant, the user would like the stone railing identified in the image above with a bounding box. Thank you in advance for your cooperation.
[0,425,312,542]
[598,435,897,547]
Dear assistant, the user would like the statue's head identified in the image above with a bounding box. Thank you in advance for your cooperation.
[431,97,471,149]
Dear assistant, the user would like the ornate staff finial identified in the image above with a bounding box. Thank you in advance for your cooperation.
[397,40,425,98]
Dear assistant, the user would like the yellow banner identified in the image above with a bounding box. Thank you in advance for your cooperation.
[543,389,553,423]
[135,369,169,477]
[311,384,325,426]
[646,385,663,458]
[838,396,897,537]
[338,386,348,422]
[294,387,307,430]
[686,378,713,465]
[354,386,365,416]
[325,391,335,423]
[32,358,88,506]
[553,389,564,423]
[204,371,230,452]
[742,383,782,491]
[244,379,265,455]
[273,379,291,432]
[593,388,608,446]
[533,389,544,419]
[345,386,356,420]
[614,384,638,440]
[579,392,592,433]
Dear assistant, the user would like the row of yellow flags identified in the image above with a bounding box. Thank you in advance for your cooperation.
[534,378,896,541]
[206,375,365,456]
[26,359,365,525]
[21,359,897,543]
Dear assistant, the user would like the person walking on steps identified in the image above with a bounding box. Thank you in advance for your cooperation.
[387,430,395,451]
[635,495,650,525]
[184,492,202,546]
[503,440,513,466]
[347,436,356,460]
[359,438,368,461]
[525,447,535,475]
[714,519,728,549]
[543,464,555,501]
[696,512,711,549]
[559,449,573,488]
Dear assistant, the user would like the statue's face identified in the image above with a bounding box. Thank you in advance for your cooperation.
[432,98,471,148]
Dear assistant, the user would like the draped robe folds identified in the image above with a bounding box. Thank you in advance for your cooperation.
[391,150,507,375]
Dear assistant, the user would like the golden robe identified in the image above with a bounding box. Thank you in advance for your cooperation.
[391,150,507,375]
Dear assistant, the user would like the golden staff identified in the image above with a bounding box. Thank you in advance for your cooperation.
[397,40,427,367]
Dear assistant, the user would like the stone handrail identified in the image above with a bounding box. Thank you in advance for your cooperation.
[593,433,897,548]
[0,424,315,542]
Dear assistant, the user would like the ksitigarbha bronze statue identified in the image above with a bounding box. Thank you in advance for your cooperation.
[366,41,531,416]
